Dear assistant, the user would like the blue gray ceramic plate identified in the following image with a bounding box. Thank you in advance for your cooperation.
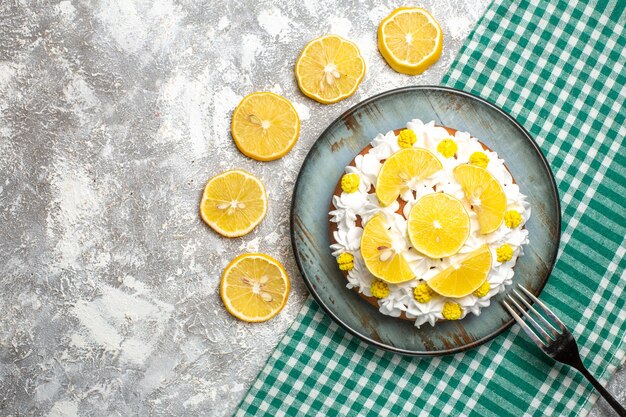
[290,86,561,356]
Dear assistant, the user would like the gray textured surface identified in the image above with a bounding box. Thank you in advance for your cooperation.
[0,1,622,416]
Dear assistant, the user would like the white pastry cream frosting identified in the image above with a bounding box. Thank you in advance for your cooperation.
[329,119,530,327]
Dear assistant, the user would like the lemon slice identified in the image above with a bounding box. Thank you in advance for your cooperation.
[408,193,470,258]
[200,170,267,237]
[231,92,300,161]
[378,7,443,75]
[220,253,290,322]
[295,34,366,104]
[453,164,507,234]
[427,245,492,298]
[360,213,414,284]
[375,148,442,206]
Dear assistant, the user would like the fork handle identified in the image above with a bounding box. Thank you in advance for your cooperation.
[575,365,626,416]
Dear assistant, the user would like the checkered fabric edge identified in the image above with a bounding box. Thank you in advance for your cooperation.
[234,1,626,416]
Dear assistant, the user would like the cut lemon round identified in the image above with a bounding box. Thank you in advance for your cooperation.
[360,213,414,284]
[408,193,470,258]
[453,164,507,234]
[295,34,366,104]
[427,245,492,298]
[220,253,290,322]
[378,7,443,75]
[231,92,300,161]
[200,170,267,237]
[375,147,442,206]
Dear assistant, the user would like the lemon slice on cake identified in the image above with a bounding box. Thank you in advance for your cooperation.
[408,193,470,258]
[220,253,290,322]
[378,7,443,75]
[200,170,267,237]
[453,164,507,234]
[295,34,366,104]
[375,148,442,206]
[360,213,414,284]
[231,92,300,161]
[427,245,492,298]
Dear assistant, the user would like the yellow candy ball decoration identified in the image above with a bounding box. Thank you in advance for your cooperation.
[437,138,458,158]
[473,281,491,298]
[337,253,355,271]
[413,282,434,303]
[341,173,360,193]
[504,210,523,229]
[496,244,514,263]
[442,302,462,320]
[397,129,417,148]
[469,151,489,168]
[370,280,390,299]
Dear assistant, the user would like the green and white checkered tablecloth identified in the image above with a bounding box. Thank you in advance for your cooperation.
[235,0,626,415]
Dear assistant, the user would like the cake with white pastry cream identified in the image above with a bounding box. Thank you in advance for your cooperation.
[329,119,530,328]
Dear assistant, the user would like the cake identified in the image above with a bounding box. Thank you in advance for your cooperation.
[328,119,530,328]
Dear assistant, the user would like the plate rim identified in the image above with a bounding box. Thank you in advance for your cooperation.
[290,85,562,356]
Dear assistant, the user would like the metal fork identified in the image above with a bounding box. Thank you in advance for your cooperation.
[503,285,626,416]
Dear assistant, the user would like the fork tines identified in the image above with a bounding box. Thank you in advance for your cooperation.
[504,286,626,416]
[502,284,568,348]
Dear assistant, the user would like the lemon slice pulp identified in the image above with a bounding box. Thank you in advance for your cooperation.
[220,253,290,322]
[231,92,300,161]
[427,245,493,298]
[200,170,267,237]
[375,147,442,206]
[378,7,443,75]
[360,213,415,284]
[295,34,366,104]
[408,193,470,258]
[454,164,507,234]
